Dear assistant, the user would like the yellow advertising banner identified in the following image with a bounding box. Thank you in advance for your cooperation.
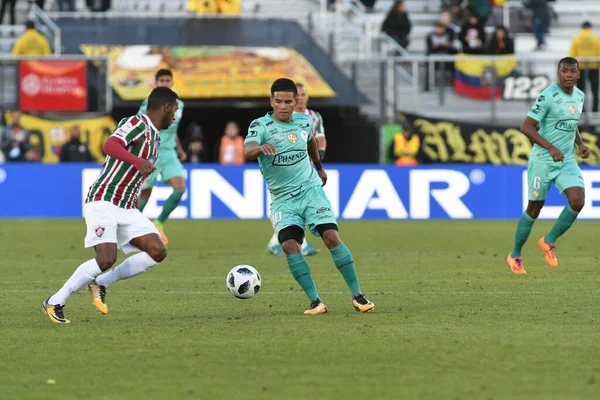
[5,113,115,163]
[80,45,336,101]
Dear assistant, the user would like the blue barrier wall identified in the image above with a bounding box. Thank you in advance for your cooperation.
[1,164,599,219]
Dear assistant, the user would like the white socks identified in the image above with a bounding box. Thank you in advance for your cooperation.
[48,259,102,306]
[95,252,158,287]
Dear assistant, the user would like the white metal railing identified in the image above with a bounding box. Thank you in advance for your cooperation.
[28,2,61,55]
[0,54,111,113]
[385,54,600,124]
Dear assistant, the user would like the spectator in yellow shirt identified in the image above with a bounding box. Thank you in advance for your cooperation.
[11,21,51,56]
[187,0,240,14]
[570,21,600,112]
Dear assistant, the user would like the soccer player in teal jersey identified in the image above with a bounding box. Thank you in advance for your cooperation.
[137,69,187,244]
[244,78,374,314]
[266,82,323,257]
[507,57,590,274]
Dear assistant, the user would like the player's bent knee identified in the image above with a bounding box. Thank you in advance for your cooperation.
[96,253,117,271]
[569,196,585,211]
[321,230,341,249]
[281,239,301,255]
[147,242,167,263]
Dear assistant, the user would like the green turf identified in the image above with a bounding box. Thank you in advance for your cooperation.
[1,219,599,400]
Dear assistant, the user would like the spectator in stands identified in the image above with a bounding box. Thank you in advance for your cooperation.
[382,0,411,49]
[570,21,600,113]
[59,0,76,11]
[389,123,420,166]
[0,0,16,25]
[467,0,491,26]
[0,111,38,162]
[487,25,515,55]
[524,0,549,51]
[441,0,467,24]
[86,0,111,12]
[425,21,458,91]
[439,10,461,37]
[216,121,244,165]
[188,0,241,14]
[11,20,51,56]
[459,13,485,54]
[60,125,94,162]
[184,123,207,164]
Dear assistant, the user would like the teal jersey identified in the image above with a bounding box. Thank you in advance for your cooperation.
[245,112,321,198]
[138,98,184,150]
[526,83,585,163]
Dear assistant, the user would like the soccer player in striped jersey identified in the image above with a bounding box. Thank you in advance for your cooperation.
[137,69,187,245]
[266,83,325,256]
[43,87,179,324]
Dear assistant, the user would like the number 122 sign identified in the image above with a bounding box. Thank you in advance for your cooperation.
[503,75,551,101]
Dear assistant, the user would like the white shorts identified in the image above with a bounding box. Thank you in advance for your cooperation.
[83,201,160,254]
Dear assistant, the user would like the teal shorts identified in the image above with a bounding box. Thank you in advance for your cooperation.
[142,148,185,190]
[527,159,584,201]
[269,184,337,239]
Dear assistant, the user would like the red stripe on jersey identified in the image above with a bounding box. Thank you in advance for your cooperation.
[93,159,122,202]
[111,165,137,206]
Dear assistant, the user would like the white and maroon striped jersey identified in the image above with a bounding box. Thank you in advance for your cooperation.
[304,109,325,138]
[86,114,160,209]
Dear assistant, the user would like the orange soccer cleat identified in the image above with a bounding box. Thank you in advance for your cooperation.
[506,254,527,274]
[538,237,558,268]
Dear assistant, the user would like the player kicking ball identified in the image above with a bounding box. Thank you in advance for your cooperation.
[507,57,590,274]
[245,78,374,314]
[137,69,187,245]
[43,87,179,324]
[266,82,324,257]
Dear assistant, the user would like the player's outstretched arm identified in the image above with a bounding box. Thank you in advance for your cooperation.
[102,137,156,177]
[244,142,277,160]
[521,117,564,161]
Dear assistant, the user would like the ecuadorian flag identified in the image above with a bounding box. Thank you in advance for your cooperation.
[454,55,518,99]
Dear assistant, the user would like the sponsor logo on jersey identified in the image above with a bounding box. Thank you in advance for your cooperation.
[95,226,105,237]
[248,130,258,138]
[578,104,583,113]
[287,133,298,144]
[266,121,274,126]
[537,95,545,102]
[299,123,310,129]
[316,207,330,213]
[554,119,579,132]
[250,122,260,128]
[301,131,308,142]
[272,149,307,166]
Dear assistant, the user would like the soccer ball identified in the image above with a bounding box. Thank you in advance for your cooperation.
[226,265,261,299]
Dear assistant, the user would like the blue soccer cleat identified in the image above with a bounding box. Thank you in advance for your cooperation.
[267,242,284,256]
[301,241,319,256]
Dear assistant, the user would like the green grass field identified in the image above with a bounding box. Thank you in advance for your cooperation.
[1,219,599,400]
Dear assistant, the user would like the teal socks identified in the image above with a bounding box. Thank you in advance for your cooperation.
[511,212,536,257]
[546,205,579,244]
[157,190,185,224]
[286,252,319,301]
[330,242,361,296]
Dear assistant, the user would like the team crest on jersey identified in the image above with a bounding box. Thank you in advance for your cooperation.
[287,133,298,144]
[569,105,575,114]
[578,104,583,113]
[301,131,308,142]
[533,191,539,198]
[95,226,105,237]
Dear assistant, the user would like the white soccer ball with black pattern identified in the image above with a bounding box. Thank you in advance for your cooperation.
[226,265,261,299]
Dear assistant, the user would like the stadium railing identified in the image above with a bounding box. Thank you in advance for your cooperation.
[383,54,600,125]
[29,2,62,55]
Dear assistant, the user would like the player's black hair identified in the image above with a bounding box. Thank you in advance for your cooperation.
[558,57,579,70]
[25,20,35,29]
[270,78,297,97]
[147,86,178,110]
[582,21,592,29]
[155,69,173,81]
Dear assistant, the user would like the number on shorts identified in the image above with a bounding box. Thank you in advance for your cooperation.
[533,176,541,189]
[270,211,282,227]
